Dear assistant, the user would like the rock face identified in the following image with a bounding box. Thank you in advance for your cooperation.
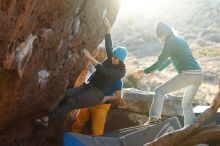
[0,0,121,146]
[105,109,148,132]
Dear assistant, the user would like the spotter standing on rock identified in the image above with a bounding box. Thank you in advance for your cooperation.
[135,21,203,126]
[33,18,128,127]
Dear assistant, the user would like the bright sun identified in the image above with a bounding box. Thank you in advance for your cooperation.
[119,0,175,17]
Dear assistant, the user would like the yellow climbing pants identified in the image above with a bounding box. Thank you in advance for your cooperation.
[72,104,111,136]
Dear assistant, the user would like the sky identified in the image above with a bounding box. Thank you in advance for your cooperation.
[119,0,177,18]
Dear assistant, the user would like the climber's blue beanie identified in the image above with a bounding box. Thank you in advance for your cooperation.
[156,21,173,38]
[112,46,128,62]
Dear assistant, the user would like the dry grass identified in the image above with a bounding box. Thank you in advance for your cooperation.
[124,48,220,105]
[193,48,220,57]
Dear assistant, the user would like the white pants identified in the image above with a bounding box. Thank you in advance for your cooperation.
[149,72,203,126]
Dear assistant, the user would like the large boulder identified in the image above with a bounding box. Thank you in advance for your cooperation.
[105,109,148,132]
[104,88,185,132]
[117,88,184,117]
[0,0,121,146]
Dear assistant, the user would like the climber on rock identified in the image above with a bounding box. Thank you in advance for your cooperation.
[33,17,128,127]
[72,79,123,136]
[71,47,123,136]
[134,21,203,126]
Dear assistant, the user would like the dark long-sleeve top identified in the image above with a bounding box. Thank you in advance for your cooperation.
[88,34,126,93]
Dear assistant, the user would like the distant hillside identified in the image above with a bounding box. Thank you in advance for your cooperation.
[111,0,220,57]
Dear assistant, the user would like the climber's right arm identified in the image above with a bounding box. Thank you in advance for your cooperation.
[105,33,113,58]
[104,17,113,58]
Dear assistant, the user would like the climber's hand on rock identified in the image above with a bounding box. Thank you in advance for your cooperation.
[83,49,92,60]
[83,49,100,67]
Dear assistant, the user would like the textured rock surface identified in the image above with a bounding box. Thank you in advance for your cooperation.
[0,0,121,145]
[104,88,186,133]
[65,88,197,134]
[105,109,148,132]
[117,88,184,117]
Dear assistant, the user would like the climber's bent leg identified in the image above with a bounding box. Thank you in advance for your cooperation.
[49,85,104,120]
[61,84,88,104]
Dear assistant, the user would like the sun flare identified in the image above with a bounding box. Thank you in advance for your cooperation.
[119,0,175,17]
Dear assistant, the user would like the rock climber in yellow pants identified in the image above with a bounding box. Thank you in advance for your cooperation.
[72,80,123,136]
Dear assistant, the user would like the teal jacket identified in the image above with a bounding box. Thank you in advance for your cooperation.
[144,34,201,74]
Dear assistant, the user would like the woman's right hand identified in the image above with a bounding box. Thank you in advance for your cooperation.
[132,70,145,79]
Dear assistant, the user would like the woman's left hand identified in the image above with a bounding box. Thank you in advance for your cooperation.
[83,49,92,59]
[132,69,145,79]
[83,49,100,67]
